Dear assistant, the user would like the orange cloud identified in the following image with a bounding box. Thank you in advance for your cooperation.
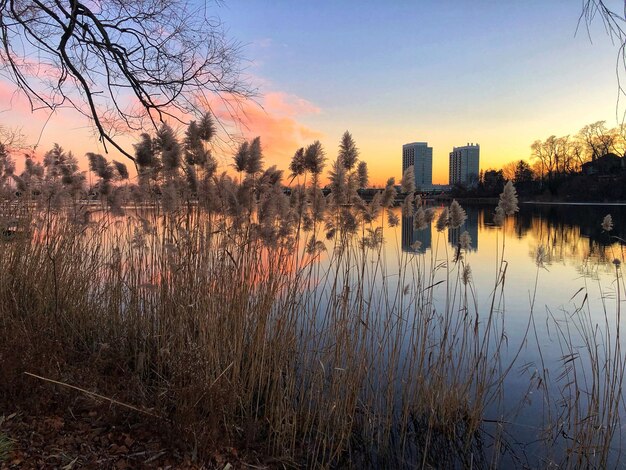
[2,73,324,181]
[263,92,320,116]
[209,91,323,171]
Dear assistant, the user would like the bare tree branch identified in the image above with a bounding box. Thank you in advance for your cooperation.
[580,1,626,121]
[0,0,254,163]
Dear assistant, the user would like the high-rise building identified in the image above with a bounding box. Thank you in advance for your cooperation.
[402,142,433,191]
[449,143,480,188]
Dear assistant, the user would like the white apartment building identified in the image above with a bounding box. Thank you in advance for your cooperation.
[449,143,480,188]
[402,142,433,191]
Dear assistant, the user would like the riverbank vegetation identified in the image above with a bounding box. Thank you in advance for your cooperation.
[0,124,624,468]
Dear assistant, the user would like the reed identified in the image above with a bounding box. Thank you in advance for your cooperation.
[0,432,12,463]
[525,215,626,469]
[0,134,624,468]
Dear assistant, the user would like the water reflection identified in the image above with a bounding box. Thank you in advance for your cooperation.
[401,203,625,267]
[448,206,479,251]
[401,205,479,253]
[511,204,626,267]
[401,215,431,253]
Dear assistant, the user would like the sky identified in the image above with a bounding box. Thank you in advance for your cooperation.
[0,0,623,185]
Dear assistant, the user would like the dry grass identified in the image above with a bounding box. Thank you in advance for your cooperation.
[0,432,12,463]
[0,198,511,467]
[0,169,623,468]
[525,250,626,468]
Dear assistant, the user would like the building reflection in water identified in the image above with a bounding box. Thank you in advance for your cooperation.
[402,205,480,254]
[448,206,479,251]
[402,215,431,253]
[401,203,625,265]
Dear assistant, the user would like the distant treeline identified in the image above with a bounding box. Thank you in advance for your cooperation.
[453,121,626,201]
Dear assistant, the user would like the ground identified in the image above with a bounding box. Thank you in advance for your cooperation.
[0,398,248,469]
[0,335,274,469]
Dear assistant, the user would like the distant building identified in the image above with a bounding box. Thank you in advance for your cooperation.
[431,184,451,193]
[402,142,433,191]
[449,143,480,188]
[581,153,624,176]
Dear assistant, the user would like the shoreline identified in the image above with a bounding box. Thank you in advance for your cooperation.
[520,201,626,206]
[432,196,626,206]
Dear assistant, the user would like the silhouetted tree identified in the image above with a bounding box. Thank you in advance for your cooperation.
[501,161,517,182]
[482,169,505,196]
[577,121,616,161]
[531,135,573,181]
[514,160,533,185]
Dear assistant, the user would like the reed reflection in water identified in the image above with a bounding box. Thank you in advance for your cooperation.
[2,198,625,468]
[396,201,626,467]
[402,203,624,266]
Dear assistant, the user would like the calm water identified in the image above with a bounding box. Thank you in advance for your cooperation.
[48,201,626,466]
[398,201,625,328]
[290,200,625,466]
[397,201,626,466]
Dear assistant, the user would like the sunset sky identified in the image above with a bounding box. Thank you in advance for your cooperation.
[0,1,622,186]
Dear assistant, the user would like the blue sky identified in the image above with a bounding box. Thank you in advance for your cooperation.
[216,0,621,183]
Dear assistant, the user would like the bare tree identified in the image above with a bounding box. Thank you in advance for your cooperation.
[531,135,575,180]
[580,2,626,118]
[612,123,626,156]
[0,124,25,152]
[581,1,626,47]
[568,138,586,172]
[0,0,252,164]
[577,121,616,160]
[531,137,556,181]
[501,161,517,181]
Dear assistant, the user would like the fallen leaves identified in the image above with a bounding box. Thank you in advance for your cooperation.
[0,403,210,469]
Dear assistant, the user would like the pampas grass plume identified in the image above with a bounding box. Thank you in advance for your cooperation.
[449,200,467,229]
[436,207,449,232]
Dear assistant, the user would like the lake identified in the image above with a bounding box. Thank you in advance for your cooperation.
[395,201,626,467]
[4,197,624,468]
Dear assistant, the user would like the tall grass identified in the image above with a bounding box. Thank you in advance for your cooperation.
[0,136,624,467]
[526,223,626,468]
[0,195,513,465]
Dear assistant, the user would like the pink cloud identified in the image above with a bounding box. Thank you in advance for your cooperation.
[6,55,64,81]
[2,72,324,178]
[263,92,320,116]
[208,91,323,169]
[0,80,35,115]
